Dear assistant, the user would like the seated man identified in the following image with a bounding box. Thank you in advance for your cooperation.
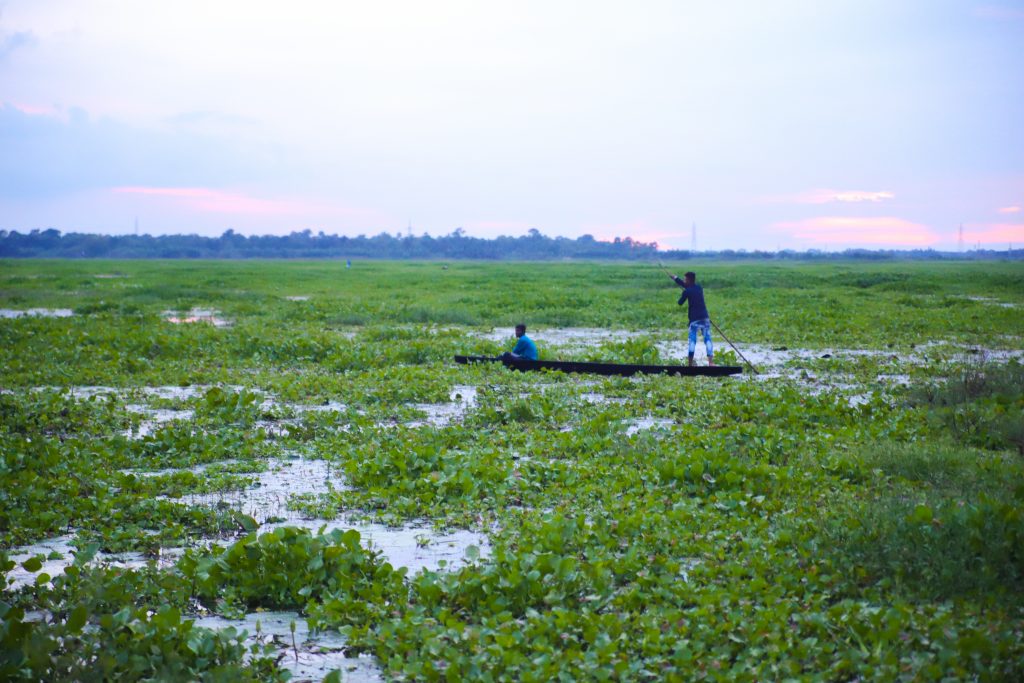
[500,323,538,361]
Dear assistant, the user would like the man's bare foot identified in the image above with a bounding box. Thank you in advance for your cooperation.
[687,358,695,367]
[708,358,715,367]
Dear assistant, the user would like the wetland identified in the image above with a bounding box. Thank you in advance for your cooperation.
[2,259,1023,681]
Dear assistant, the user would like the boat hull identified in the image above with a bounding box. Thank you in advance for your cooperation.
[454,355,742,377]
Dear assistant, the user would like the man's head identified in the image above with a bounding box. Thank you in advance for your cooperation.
[515,323,526,338]
[683,271,696,286]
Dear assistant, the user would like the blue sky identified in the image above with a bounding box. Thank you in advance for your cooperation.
[1,0,1022,249]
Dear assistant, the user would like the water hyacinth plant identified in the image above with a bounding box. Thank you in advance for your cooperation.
[2,259,1023,681]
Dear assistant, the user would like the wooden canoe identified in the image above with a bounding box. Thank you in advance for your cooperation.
[454,355,742,377]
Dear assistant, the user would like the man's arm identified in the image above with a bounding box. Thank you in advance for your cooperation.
[669,274,689,305]
[675,283,689,306]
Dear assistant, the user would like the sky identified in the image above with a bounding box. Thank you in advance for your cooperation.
[1,0,1022,251]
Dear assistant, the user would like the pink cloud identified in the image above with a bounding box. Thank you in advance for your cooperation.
[772,189,895,205]
[113,186,308,215]
[962,223,1024,244]
[110,186,394,230]
[997,206,1021,214]
[8,101,65,119]
[773,216,937,246]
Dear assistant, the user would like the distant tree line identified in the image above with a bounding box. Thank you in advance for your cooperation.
[1,228,1020,260]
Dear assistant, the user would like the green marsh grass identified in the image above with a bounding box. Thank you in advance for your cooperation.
[2,259,1024,681]
[820,440,1024,600]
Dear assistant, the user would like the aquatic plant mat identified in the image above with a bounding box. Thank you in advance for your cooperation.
[2,259,1023,681]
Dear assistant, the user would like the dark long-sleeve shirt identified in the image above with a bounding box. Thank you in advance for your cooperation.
[673,277,710,322]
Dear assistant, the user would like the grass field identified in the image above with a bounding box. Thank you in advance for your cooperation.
[2,259,1023,681]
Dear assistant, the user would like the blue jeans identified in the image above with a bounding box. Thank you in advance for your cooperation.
[688,319,713,358]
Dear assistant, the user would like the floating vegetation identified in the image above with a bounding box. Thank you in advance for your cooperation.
[475,326,643,346]
[2,260,1023,681]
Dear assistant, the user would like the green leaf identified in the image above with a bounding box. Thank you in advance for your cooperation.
[911,504,933,524]
[73,543,100,566]
[20,556,42,572]
[66,604,88,632]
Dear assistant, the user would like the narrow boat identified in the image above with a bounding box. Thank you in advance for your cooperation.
[454,355,742,377]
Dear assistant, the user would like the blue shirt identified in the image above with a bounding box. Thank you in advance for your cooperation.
[511,334,538,360]
[673,277,710,322]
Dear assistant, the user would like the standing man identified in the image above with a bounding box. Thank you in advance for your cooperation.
[501,323,539,361]
[669,271,714,367]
